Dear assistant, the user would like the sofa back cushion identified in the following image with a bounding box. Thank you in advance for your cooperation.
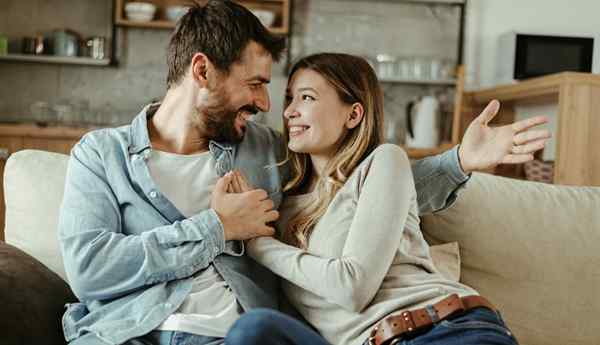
[4,150,70,280]
[422,173,600,345]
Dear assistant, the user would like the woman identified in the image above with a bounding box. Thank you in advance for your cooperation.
[225,53,520,345]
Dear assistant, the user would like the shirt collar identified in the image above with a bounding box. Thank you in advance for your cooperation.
[128,103,235,156]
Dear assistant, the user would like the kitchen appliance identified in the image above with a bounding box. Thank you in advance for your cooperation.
[22,35,46,55]
[405,96,441,148]
[497,32,599,83]
[52,30,80,57]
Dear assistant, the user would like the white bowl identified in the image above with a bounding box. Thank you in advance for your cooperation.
[166,5,190,22]
[125,2,156,13]
[126,12,154,22]
[251,9,275,27]
[125,2,156,22]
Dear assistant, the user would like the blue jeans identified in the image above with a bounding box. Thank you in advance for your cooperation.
[225,307,519,345]
[126,331,223,345]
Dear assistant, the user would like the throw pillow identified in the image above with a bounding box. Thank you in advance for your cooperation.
[0,242,76,345]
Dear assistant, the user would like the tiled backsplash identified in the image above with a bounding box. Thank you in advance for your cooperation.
[0,0,460,142]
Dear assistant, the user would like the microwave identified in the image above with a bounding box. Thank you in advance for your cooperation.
[497,32,599,83]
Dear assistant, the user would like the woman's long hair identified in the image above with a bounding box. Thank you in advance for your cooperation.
[282,53,384,249]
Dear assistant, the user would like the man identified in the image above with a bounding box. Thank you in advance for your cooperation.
[58,1,550,345]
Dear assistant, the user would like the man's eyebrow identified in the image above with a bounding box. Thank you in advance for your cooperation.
[248,76,271,84]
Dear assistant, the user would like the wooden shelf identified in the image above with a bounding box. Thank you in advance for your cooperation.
[462,72,600,186]
[0,54,111,66]
[115,0,290,34]
[379,77,457,86]
[404,142,455,159]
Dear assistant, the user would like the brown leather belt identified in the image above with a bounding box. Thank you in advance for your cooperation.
[368,294,496,345]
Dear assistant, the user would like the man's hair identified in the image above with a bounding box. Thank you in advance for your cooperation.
[166,0,287,89]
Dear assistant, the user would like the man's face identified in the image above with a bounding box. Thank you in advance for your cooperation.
[196,41,273,143]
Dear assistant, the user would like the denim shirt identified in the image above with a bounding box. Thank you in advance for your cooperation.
[58,104,469,344]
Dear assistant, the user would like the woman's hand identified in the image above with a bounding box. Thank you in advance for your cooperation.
[228,170,255,193]
[458,100,552,173]
[211,171,278,241]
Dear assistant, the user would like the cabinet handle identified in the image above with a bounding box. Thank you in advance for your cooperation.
[0,148,10,160]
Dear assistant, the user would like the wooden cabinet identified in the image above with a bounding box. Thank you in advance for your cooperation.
[114,0,291,34]
[0,124,93,241]
[459,72,600,186]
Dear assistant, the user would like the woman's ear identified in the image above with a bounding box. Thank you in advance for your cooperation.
[346,103,365,129]
[190,52,210,88]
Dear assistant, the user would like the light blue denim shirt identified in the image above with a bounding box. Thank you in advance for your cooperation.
[58,104,469,344]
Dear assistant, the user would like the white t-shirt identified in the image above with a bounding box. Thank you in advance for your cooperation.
[147,149,242,337]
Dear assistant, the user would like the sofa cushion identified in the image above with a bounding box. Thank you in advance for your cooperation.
[4,150,70,281]
[0,241,76,345]
[422,172,600,345]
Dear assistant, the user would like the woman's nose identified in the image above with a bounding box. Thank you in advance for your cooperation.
[284,104,299,119]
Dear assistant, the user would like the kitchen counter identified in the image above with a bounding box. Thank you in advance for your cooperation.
[0,122,98,139]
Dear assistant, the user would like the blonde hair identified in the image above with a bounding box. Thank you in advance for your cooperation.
[282,53,384,249]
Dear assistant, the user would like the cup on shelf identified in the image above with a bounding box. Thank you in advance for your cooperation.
[22,35,47,55]
[30,101,55,124]
[166,5,190,22]
[0,35,7,56]
[84,36,106,59]
[396,57,412,80]
[440,59,456,80]
[376,54,397,79]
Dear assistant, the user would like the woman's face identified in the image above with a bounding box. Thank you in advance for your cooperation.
[283,69,352,157]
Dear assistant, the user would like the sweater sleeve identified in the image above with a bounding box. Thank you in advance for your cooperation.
[247,144,415,312]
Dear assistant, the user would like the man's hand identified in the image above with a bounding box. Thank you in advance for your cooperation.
[211,172,278,241]
[458,100,552,173]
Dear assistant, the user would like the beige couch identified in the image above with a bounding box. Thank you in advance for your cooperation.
[2,150,599,345]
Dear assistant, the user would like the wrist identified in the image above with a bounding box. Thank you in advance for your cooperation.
[457,144,471,174]
[212,208,233,241]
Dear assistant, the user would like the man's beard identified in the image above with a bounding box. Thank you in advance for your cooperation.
[202,104,260,144]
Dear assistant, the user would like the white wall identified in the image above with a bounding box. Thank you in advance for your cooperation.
[464,0,600,89]
[463,0,600,160]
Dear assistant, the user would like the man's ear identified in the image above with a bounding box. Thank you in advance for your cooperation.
[190,52,211,88]
[346,103,365,129]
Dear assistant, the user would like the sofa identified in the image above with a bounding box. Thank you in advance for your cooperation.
[1,149,599,345]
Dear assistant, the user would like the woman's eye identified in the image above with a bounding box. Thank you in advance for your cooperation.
[302,95,315,101]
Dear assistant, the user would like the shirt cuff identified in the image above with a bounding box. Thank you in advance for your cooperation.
[441,145,471,185]
[224,240,245,257]
[190,208,226,257]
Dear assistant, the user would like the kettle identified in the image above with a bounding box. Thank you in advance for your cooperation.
[405,95,441,148]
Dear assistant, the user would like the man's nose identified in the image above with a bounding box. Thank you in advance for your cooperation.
[254,87,270,113]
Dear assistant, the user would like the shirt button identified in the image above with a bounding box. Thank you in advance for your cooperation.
[149,191,158,198]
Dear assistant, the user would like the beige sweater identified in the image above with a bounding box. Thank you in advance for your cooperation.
[247,144,477,345]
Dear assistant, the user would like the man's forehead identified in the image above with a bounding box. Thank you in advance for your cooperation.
[234,41,273,79]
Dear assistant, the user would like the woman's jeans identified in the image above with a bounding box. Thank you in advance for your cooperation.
[225,307,519,345]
